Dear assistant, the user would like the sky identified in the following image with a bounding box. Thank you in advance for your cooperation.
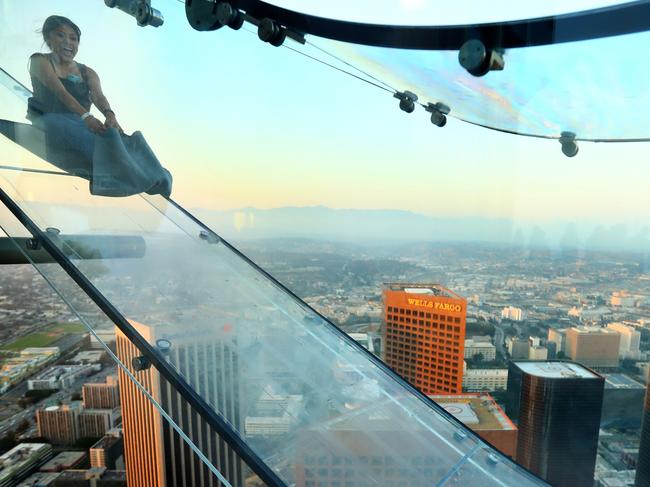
[0,0,649,242]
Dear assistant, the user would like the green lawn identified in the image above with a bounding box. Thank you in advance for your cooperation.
[1,323,88,351]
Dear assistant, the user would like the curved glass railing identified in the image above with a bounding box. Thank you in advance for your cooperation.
[247,0,633,26]
[180,0,650,140]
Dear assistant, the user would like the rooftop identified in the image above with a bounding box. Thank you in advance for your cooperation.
[514,361,599,379]
[570,326,620,335]
[90,435,121,451]
[383,283,462,300]
[39,451,86,471]
[603,373,646,390]
[431,394,516,431]
[16,471,61,486]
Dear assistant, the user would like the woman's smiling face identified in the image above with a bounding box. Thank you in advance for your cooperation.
[47,24,79,62]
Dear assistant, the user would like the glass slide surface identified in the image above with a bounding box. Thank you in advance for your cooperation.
[0,1,548,485]
[0,168,547,487]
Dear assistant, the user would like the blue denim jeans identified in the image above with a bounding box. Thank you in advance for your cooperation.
[35,112,95,177]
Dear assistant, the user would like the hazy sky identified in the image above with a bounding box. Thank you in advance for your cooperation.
[0,0,649,231]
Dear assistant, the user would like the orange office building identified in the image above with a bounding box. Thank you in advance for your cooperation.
[383,284,467,394]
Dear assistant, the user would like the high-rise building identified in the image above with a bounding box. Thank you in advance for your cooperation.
[566,326,620,368]
[383,284,466,394]
[116,321,243,487]
[501,306,524,321]
[528,346,548,360]
[79,408,120,439]
[636,369,650,487]
[547,328,567,355]
[607,322,641,358]
[36,404,82,445]
[506,361,604,487]
[507,337,529,359]
[431,393,518,457]
[601,373,646,429]
[83,376,120,409]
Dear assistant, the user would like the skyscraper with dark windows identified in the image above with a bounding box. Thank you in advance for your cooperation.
[116,321,244,487]
[383,284,466,394]
[507,361,604,487]
[635,370,650,486]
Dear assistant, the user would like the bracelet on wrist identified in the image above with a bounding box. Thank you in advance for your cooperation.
[80,112,92,121]
[104,109,115,117]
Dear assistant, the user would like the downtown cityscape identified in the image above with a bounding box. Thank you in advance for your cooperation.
[1,0,650,486]
[0,238,648,486]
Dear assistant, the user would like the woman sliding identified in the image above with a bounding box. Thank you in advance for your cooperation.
[28,15,172,197]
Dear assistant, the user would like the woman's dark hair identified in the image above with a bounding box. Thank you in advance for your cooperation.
[41,15,81,44]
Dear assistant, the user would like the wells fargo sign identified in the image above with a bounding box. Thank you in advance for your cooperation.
[407,298,462,313]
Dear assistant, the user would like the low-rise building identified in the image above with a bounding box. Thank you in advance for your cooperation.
[16,472,61,487]
[39,451,87,473]
[70,351,105,364]
[244,389,303,437]
[348,333,381,356]
[0,443,53,487]
[52,467,126,486]
[431,393,518,458]
[464,339,496,361]
[463,368,508,391]
[28,365,99,391]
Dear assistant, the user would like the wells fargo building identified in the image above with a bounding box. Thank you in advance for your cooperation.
[383,284,467,394]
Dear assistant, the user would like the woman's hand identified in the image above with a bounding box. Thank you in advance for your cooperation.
[104,112,123,133]
[84,115,106,134]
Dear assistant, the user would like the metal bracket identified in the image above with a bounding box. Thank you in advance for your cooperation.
[104,0,164,28]
[199,230,220,244]
[425,102,450,127]
[132,355,151,371]
[459,40,504,77]
[559,131,579,157]
[394,91,418,113]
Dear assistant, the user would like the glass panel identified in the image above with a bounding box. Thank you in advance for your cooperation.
[0,216,238,487]
[440,445,525,486]
[270,33,650,140]
[0,167,543,485]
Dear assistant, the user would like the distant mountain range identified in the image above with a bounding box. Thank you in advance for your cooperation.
[191,206,650,253]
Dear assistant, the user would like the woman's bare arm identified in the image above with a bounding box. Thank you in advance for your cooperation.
[29,53,88,116]
[86,67,121,131]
